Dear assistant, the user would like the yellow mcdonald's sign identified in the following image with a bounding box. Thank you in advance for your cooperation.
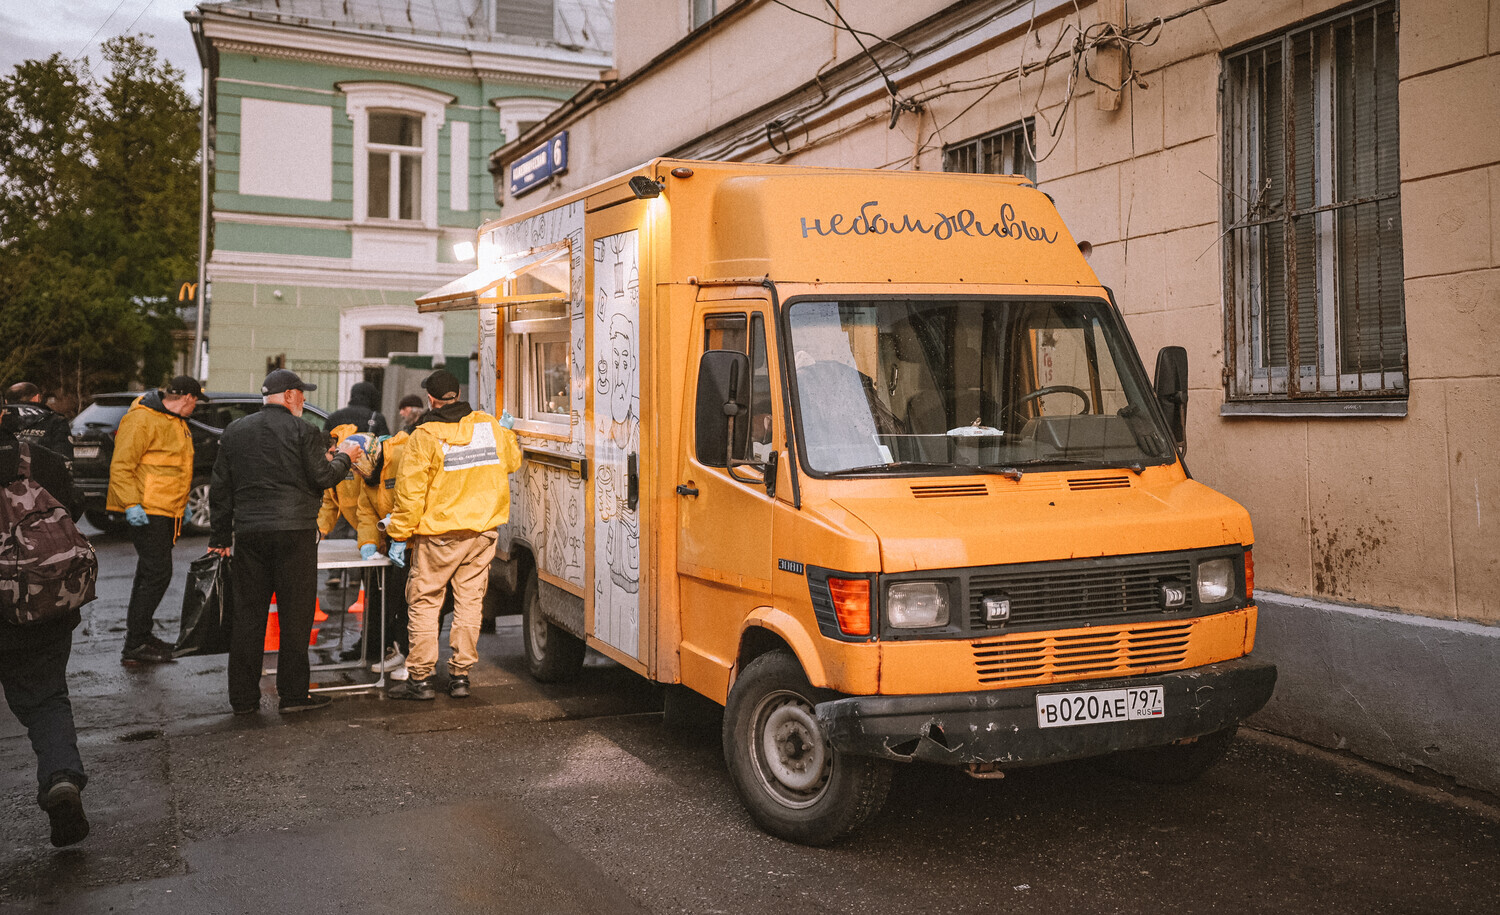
[178,281,198,302]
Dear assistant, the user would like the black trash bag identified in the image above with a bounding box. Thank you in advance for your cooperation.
[174,552,234,657]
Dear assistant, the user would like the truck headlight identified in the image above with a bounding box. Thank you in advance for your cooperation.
[1197,558,1234,604]
[887,582,950,628]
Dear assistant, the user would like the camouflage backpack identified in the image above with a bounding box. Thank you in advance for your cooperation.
[0,441,98,624]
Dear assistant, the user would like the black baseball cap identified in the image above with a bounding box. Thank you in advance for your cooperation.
[422,369,461,399]
[262,368,317,395]
[398,393,425,410]
[164,375,209,401]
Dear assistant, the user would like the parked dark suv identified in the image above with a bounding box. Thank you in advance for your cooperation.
[70,392,330,534]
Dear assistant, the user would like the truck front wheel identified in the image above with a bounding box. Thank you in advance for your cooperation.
[520,571,585,682]
[722,650,892,845]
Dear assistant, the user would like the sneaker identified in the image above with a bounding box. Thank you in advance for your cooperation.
[371,647,406,672]
[42,779,89,848]
[387,664,409,682]
[146,635,177,653]
[121,642,175,664]
[447,675,471,699]
[388,677,436,701]
[231,701,260,716]
[278,694,333,713]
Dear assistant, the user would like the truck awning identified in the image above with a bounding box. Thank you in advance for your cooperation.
[415,243,568,313]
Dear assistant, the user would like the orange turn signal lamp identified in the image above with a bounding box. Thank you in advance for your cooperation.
[827,577,871,637]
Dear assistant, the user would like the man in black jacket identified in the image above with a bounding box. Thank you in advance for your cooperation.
[208,369,362,715]
[3,382,73,460]
[322,380,389,437]
[0,405,90,847]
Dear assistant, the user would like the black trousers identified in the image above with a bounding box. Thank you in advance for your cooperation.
[227,529,319,708]
[125,514,176,649]
[365,559,410,655]
[0,617,86,805]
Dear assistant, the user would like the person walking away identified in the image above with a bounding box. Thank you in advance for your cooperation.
[396,393,425,433]
[106,376,204,664]
[323,381,389,438]
[384,370,520,701]
[3,382,74,460]
[354,429,412,678]
[208,370,362,715]
[0,404,93,847]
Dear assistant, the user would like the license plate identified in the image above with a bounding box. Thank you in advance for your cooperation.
[1036,686,1164,729]
[73,445,99,459]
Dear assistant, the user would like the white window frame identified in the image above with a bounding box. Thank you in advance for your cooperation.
[341,82,453,229]
[505,307,573,437]
[1221,1,1406,408]
[338,306,446,406]
[492,96,562,147]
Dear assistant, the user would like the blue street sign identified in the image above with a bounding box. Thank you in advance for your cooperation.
[509,131,569,198]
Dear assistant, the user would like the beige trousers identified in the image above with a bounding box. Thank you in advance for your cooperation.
[404,529,496,680]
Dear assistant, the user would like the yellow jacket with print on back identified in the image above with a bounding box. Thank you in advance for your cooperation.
[317,424,363,535]
[106,391,194,518]
[385,405,521,541]
[355,430,409,548]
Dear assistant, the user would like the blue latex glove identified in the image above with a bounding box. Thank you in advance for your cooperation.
[499,409,515,429]
[182,504,193,526]
[125,505,148,527]
[387,541,407,568]
[360,543,378,561]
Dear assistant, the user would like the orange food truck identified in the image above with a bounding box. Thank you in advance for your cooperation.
[417,160,1275,845]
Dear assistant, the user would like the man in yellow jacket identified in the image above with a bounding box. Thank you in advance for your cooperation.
[106,376,204,664]
[384,370,520,700]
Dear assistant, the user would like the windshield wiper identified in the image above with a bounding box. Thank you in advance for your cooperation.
[836,461,997,476]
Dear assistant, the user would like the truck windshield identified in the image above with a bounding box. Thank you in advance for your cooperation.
[786,298,1177,476]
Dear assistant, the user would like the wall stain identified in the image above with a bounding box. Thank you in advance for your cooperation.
[1311,515,1390,600]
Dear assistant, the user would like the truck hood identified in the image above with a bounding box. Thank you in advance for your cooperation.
[830,469,1253,573]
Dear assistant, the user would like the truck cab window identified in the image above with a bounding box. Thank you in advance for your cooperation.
[788,298,1176,475]
[699,311,773,466]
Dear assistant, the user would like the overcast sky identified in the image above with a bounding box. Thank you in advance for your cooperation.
[1,1,205,94]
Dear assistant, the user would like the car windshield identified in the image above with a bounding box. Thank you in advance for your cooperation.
[787,298,1177,476]
[72,402,130,433]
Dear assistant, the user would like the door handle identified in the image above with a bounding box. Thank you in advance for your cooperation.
[676,484,699,497]
[627,452,639,512]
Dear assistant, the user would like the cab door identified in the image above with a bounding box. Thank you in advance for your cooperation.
[676,304,780,698]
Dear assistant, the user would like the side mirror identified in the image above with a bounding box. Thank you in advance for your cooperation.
[695,349,751,467]
[1153,346,1189,456]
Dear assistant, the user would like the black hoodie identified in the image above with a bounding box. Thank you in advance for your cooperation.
[322,381,389,436]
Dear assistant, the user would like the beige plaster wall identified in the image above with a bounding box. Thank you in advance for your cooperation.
[527,0,1500,624]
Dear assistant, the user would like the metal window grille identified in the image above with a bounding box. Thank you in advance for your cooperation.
[942,119,1037,183]
[1222,1,1407,400]
[691,0,717,30]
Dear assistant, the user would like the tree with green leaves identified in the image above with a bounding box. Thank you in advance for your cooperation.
[0,36,200,413]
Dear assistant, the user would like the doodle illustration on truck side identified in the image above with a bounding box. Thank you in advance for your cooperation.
[593,230,641,656]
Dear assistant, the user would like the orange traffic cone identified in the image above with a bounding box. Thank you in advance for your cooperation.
[264,595,281,652]
[314,596,328,622]
[346,584,366,616]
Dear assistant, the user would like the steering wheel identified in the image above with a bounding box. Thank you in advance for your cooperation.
[1005,384,1091,418]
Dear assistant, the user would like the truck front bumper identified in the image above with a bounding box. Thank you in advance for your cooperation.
[816,657,1276,767]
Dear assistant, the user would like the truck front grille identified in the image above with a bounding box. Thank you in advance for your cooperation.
[972,621,1192,684]
[967,554,1193,630]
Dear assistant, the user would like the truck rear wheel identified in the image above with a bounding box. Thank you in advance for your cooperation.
[1097,726,1238,784]
[722,650,891,845]
[521,571,585,683]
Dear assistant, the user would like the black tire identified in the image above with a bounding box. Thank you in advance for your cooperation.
[1096,726,1238,784]
[84,508,129,533]
[721,650,892,845]
[183,480,212,535]
[521,570,585,682]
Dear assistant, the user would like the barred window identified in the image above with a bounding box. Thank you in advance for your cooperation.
[496,0,555,40]
[943,119,1037,184]
[1222,1,1406,405]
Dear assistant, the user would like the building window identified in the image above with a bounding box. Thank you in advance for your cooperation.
[495,0,555,40]
[340,82,453,229]
[492,97,562,147]
[943,119,1037,184]
[367,111,423,221]
[691,0,717,30]
[1222,1,1406,403]
[504,300,572,434]
[364,328,420,359]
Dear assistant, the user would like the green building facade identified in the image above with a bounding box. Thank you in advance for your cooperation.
[189,0,612,411]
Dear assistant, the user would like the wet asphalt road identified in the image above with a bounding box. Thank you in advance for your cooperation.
[1,524,1498,914]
